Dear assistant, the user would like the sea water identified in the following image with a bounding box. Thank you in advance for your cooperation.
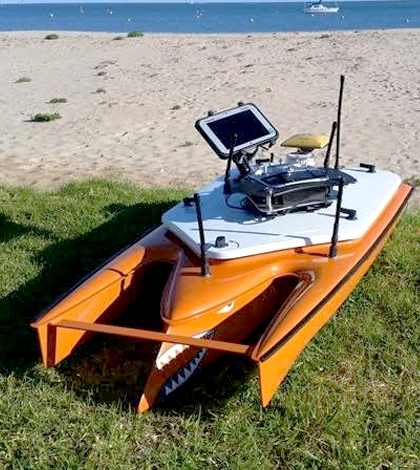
[0,1,418,33]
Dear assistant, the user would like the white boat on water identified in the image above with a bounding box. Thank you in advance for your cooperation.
[303,0,339,14]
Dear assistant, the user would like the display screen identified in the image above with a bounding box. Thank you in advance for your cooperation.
[207,109,270,150]
[195,103,278,158]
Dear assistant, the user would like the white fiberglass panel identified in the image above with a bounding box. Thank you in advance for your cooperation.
[162,167,401,260]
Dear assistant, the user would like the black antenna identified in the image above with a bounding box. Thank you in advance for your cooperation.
[324,121,337,168]
[335,75,345,169]
[224,133,238,194]
[194,193,210,277]
[329,178,344,258]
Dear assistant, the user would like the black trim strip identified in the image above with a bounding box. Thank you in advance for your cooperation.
[260,186,414,363]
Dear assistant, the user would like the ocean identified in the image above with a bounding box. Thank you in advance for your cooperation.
[0,1,418,33]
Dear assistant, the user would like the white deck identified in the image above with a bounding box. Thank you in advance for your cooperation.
[162,167,401,260]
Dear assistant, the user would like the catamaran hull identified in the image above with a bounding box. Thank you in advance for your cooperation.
[31,182,413,412]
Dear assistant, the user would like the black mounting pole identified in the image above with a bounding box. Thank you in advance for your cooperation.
[224,133,238,194]
[324,121,337,168]
[194,193,210,277]
[329,178,344,258]
[335,75,345,170]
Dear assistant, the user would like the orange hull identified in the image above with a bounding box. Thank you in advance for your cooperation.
[31,182,413,412]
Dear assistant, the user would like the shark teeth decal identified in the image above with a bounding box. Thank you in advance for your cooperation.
[155,330,213,370]
[156,343,188,370]
[160,348,207,400]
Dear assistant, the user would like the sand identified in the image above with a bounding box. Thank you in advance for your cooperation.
[0,29,419,198]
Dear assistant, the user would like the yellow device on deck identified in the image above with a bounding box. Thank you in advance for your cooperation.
[281,133,330,150]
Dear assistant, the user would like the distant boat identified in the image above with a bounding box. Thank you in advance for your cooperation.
[303,0,339,14]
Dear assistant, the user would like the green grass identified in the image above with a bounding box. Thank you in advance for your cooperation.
[48,97,68,104]
[0,179,419,469]
[405,175,420,187]
[15,76,31,83]
[30,113,61,122]
[44,33,59,40]
[127,30,144,38]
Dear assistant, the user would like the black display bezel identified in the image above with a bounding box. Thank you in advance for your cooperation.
[195,103,278,159]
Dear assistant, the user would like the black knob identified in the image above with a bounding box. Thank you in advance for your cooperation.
[360,163,376,173]
[215,236,228,248]
[183,196,194,206]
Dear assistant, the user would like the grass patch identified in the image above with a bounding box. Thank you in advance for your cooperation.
[48,97,67,104]
[0,179,419,468]
[44,33,59,40]
[15,76,31,83]
[319,33,331,39]
[30,113,61,122]
[404,175,420,187]
[113,35,124,41]
[171,104,181,111]
[127,30,144,38]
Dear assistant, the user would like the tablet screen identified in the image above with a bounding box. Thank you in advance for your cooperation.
[207,109,270,149]
[195,104,278,159]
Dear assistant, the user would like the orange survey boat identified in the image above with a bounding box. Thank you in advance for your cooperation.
[31,77,413,412]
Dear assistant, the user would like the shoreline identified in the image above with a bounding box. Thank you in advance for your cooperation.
[2,27,420,36]
[0,29,418,201]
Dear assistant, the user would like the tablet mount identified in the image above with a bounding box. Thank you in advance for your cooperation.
[195,92,356,218]
[190,76,360,276]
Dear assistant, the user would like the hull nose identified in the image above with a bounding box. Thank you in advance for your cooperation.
[137,330,214,412]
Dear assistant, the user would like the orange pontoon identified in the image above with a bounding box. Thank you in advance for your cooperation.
[31,77,413,412]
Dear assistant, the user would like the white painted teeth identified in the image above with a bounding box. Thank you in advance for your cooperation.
[155,330,213,370]
[156,343,188,370]
[158,331,214,399]
[193,331,208,339]
[160,348,207,399]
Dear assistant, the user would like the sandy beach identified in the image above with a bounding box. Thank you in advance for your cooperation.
[0,29,419,195]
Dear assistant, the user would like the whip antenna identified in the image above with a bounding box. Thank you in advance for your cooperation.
[194,193,210,277]
[335,75,345,169]
[324,121,337,168]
